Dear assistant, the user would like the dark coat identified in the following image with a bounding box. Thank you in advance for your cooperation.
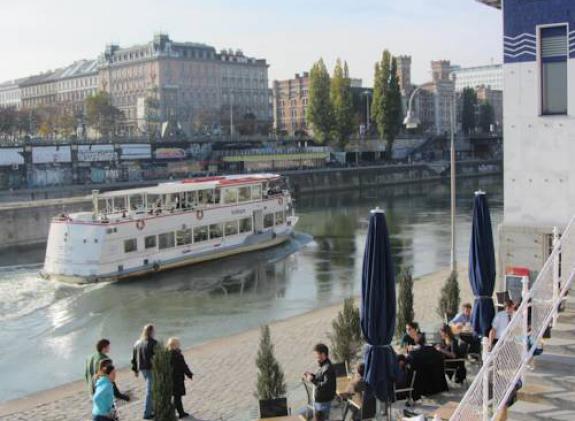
[131,338,158,373]
[170,349,193,397]
[311,358,336,403]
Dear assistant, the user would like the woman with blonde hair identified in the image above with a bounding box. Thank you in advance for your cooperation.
[131,324,158,420]
[167,337,194,419]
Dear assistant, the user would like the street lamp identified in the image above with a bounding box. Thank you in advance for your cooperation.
[404,82,457,273]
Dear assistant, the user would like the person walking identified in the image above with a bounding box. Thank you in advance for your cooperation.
[92,363,118,421]
[131,324,158,420]
[86,339,130,401]
[167,338,194,419]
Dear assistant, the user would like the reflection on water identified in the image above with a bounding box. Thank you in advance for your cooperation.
[0,175,502,402]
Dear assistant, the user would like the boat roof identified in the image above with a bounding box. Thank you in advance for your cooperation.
[97,174,281,199]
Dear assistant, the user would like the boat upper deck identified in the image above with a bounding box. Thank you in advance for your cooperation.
[58,174,287,224]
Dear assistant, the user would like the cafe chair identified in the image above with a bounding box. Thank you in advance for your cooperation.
[302,380,315,420]
[333,361,350,378]
[259,397,289,418]
[394,370,417,406]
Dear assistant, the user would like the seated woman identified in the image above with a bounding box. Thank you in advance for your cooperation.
[435,324,466,384]
[401,322,426,353]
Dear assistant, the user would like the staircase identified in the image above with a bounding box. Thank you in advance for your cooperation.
[508,292,575,420]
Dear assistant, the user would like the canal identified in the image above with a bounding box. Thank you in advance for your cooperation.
[0,175,502,402]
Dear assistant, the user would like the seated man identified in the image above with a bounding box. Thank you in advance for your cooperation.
[303,343,337,421]
[340,363,366,421]
[489,299,515,350]
[450,303,472,328]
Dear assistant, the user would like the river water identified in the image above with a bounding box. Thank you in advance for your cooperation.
[0,175,502,402]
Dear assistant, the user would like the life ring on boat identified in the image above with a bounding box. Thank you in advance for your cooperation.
[278,197,283,206]
[136,220,145,231]
[196,209,204,220]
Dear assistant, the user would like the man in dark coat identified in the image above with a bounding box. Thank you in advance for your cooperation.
[168,338,193,419]
[132,324,158,420]
[303,343,336,420]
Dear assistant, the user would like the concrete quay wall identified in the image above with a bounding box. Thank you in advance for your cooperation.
[0,159,501,251]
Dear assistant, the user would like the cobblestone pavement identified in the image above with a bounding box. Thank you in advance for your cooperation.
[0,267,471,421]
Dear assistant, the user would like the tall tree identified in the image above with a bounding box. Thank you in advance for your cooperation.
[85,92,123,138]
[330,59,356,147]
[478,101,495,133]
[461,87,477,135]
[255,325,287,401]
[307,58,334,144]
[371,51,402,159]
[396,269,415,339]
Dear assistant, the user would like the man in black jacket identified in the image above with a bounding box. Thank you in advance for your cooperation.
[131,324,158,420]
[304,343,336,420]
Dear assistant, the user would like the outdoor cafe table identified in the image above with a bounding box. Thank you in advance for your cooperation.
[257,416,305,421]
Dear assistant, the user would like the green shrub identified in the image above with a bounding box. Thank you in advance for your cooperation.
[255,325,287,400]
[328,297,362,366]
[437,270,460,321]
[396,269,415,339]
[152,344,176,421]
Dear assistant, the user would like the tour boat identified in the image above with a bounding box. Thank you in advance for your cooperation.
[41,174,299,283]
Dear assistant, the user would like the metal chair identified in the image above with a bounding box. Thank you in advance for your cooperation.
[394,370,417,406]
[301,380,315,420]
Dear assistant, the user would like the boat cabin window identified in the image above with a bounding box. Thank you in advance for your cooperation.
[225,221,239,236]
[129,194,144,211]
[209,223,223,239]
[275,211,284,225]
[176,228,193,246]
[198,189,214,205]
[238,186,251,202]
[147,194,162,212]
[223,189,238,204]
[113,197,126,212]
[124,238,137,253]
[145,235,156,249]
[252,184,262,201]
[239,217,252,233]
[158,232,175,249]
[264,213,274,228]
[194,226,208,243]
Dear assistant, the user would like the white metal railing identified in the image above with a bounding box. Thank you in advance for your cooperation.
[450,215,575,421]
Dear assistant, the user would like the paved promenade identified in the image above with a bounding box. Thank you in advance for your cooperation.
[0,267,473,421]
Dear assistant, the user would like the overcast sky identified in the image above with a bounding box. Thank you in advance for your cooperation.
[0,0,501,86]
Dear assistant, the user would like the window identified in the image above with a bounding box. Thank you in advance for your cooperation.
[176,228,192,246]
[209,223,223,239]
[145,235,156,249]
[541,26,568,115]
[264,213,274,228]
[275,211,284,225]
[194,226,208,243]
[124,238,137,253]
[223,189,238,204]
[158,232,175,249]
[240,217,252,233]
[252,184,262,200]
[238,186,251,202]
[225,220,239,236]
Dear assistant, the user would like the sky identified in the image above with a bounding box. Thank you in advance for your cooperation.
[0,0,502,86]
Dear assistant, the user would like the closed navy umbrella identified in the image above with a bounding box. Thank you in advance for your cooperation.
[469,191,496,336]
[361,208,397,406]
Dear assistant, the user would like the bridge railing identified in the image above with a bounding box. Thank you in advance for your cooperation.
[450,215,575,421]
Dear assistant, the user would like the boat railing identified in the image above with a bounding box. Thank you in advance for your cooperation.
[450,215,575,421]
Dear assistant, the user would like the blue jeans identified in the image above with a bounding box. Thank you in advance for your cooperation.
[314,401,332,419]
[93,416,114,421]
[141,369,153,418]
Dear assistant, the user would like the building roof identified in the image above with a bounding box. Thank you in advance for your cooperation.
[476,0,501,9]
[60,60,99,79]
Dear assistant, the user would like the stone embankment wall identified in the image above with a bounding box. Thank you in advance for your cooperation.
[0,159,501,250]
